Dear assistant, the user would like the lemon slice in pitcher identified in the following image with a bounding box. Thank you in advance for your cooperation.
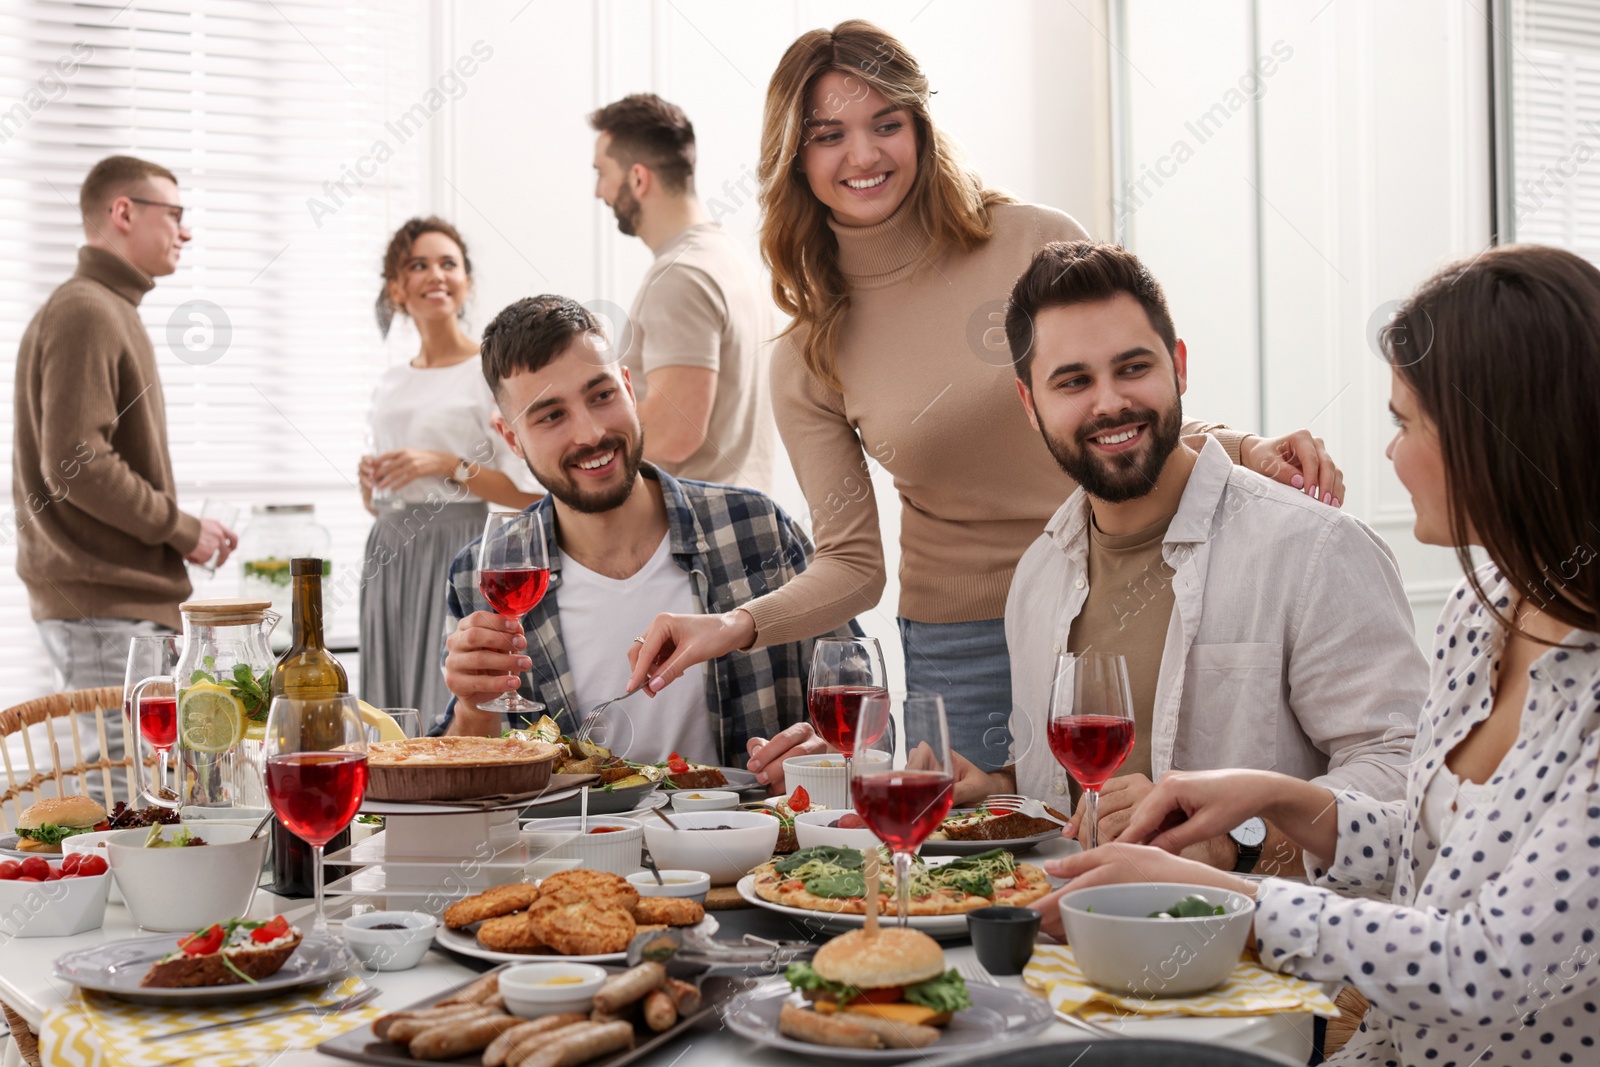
[179,682,246,753]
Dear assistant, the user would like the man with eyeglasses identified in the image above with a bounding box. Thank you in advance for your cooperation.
[13,155,236,791]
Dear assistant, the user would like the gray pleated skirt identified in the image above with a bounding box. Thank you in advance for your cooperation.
[358,500,487,732]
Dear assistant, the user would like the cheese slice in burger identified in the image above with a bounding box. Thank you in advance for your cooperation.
[785,927,972,1028]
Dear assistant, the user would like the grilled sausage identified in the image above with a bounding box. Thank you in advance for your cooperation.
[778,1003,882,1049]
[591,962,665,1013]
[436,971,501,1005]
[378,1004,494,1042]
[482,1014,588,1067]
[663,977,701,1015]
[642,989,677,1032]
[514,1021,635,1067]
[408,1013,522,1060]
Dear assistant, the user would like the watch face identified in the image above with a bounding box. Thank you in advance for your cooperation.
[1231,817,1267,848]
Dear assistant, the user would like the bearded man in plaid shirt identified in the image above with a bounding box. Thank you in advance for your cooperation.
[437,295,848,794]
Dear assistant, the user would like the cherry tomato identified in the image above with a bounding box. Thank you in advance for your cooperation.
[180,924,225,956]
[19,857,49,881]
[251,916,291,944]
[838,812,868,830]
[43,866,62,880]
[0,860,20,879]
[60,853,82,875]
[15,876,41,883]
[77,855,108,877]
[789,786,811,813]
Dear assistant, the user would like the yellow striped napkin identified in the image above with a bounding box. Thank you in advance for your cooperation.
[40,977,382,1067]
[1023,944,1339,1021]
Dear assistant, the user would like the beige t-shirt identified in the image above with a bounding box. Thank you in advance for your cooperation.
[1065,513,1176,784]
[622,222,775,491]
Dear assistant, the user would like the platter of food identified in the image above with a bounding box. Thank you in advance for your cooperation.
[52,918,347,1006]
[737,846,1053,937]
[722,927,1054,1060]
[510,717,763,804]
[365,737,563,802]
[318,958,716,1067]
[920,806,1069,856]
[432,871,717,965]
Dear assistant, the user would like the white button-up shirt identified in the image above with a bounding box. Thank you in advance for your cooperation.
[1006,437,1426,802]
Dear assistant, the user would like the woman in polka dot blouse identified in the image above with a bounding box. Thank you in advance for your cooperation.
[1034,244,1600,1066]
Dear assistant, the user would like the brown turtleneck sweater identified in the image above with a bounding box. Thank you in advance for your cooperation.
[743,203,1243,646]
[13,245,200,629]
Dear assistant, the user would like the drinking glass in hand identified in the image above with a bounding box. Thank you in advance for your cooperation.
[477,511,550,716]
[264,694,368,935]
[125,634,181,804]
[852,692,954,927]
[1046,652,1136,850]
[807,637,888,790]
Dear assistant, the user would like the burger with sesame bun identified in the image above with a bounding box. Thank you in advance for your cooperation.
[15,796,109,853]
[779,927,972,1050]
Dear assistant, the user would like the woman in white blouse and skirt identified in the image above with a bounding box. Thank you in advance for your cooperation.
[359,218,540,728]
[1031,243,1600,1065]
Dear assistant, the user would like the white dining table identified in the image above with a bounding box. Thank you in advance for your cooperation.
[0,836,1317,1067]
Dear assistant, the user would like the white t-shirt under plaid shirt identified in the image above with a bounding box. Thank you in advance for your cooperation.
[1252,566,1600,1066]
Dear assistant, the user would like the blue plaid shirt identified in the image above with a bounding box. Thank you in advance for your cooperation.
[436,465,856,764]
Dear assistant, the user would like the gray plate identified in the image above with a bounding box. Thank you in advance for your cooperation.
[318,963,724,1067]
[524,780,660,818]
[672,766,761,797]
[0,833,39,859]
[721,978,1056,1061]
[52,931,351,1006]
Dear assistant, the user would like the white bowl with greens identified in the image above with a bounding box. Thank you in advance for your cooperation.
[1058,881,1254,996]
[106,823,267,931]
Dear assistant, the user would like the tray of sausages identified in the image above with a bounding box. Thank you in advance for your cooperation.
[317,962,712,1067]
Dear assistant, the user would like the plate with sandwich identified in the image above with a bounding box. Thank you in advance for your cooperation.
[52,917,349,1006]
[920,806,1069,856]
[3,795,111,857]
[721,927,1054,1059]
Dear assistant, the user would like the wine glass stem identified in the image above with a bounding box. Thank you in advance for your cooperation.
[894,850,912,929]
[1085,788,1101,851]
[312,844,328,936]
[843,754,852,802]
[156,750,169,797]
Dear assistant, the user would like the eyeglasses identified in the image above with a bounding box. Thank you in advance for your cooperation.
[126,197,186,225]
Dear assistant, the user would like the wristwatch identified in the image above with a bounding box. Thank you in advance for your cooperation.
[451,456,473,483]
[1229,817,1267,874]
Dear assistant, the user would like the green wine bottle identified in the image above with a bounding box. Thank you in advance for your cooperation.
[269,557,348,698]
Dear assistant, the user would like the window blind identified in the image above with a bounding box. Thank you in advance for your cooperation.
[0,0,429,706]
[1507,0,1600,261]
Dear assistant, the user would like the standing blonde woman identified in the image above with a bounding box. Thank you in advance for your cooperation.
[629,20,1342,772]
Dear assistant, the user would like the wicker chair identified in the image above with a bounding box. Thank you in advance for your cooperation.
[0,685,155,831]
[0,685,152,1067]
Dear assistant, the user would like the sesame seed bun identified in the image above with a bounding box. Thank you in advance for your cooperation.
[18,795,106,831]
[811,927,945,989]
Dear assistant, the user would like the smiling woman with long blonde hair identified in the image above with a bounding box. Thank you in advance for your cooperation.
[629,20,1341,776]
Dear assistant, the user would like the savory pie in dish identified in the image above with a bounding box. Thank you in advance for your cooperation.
[366,736,562,766]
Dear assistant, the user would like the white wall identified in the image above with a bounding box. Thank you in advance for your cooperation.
[430,0,1106,691]
[1119,0,1486,637]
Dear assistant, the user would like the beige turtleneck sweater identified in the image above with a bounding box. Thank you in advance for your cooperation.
[743,202,1244,647]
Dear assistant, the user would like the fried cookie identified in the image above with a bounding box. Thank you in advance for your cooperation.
[630,897,705,927]
[530,900,636,955]
[476,911,549,953]
[444,883,540,929]
[535,869,640,910]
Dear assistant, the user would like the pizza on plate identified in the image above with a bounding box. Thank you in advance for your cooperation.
[749,845,1051,916]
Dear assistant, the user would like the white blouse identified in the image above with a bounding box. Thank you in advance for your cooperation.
[366,358,537,504]
[1255,566,1600,1066]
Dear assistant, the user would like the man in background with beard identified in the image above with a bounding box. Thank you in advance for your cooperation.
[589,94,775,491]
[954,242,1425,877]
[436,296,843,793]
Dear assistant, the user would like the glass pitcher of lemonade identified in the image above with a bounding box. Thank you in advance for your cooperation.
[135,599,279,812]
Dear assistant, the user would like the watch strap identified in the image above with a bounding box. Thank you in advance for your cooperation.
[1232,837,1263,874]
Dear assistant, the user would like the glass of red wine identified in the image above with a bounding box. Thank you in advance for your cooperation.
[263,694,368,935]
[477,510,550,717]
[807,637,888,792]
[124,634,181,804]
[1046,651,1136,850]
[852,691,954,927]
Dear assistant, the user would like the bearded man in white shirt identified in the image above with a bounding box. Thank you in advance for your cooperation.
[955,241,1428,878]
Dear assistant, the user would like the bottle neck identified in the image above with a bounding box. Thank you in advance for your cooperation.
[290,572,325,651]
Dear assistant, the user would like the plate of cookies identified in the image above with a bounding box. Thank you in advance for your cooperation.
[434,870,717,965]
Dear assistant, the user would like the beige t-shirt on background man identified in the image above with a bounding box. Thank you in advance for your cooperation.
[622,222,775,492]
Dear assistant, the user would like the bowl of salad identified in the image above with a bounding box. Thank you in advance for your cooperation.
[1058,882,1254,996]
[106,823,267,932]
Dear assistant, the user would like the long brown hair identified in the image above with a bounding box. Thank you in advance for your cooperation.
[758,19,1015,390]
[376,216,473,337]
[1386,244,1600,638]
